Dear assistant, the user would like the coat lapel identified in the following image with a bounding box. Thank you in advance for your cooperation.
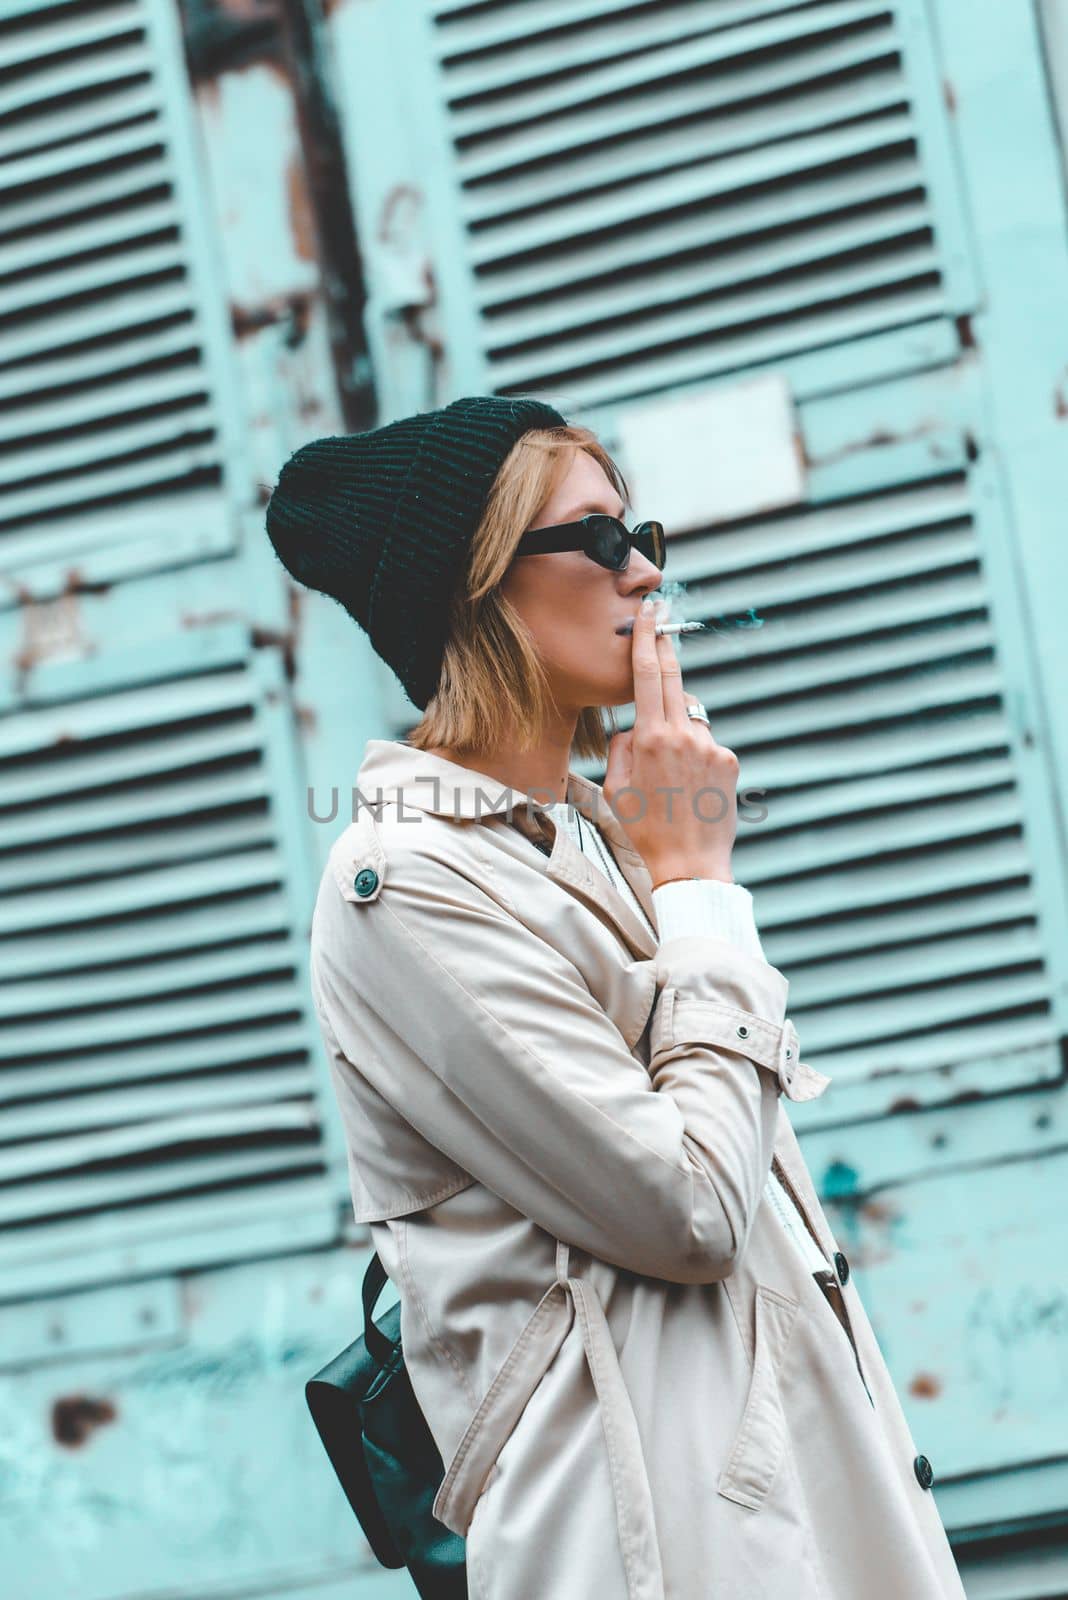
[534,777,660,962]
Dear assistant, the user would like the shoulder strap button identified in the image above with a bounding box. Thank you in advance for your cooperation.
[354,867,380,898]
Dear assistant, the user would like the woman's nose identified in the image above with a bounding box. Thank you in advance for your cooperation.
[622,552,663,596]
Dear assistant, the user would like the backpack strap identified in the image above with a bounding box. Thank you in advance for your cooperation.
[362,1249,401,1371]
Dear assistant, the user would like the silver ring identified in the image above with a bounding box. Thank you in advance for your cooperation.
[685,704,711,726]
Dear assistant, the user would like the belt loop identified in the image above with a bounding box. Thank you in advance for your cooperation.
[556,1238,571,1285]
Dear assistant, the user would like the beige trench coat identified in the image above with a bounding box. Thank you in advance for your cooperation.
[310,738,968,1600]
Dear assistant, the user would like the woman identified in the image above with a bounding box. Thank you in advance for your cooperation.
[266,396,967,1600]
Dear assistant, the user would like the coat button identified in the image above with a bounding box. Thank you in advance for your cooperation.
[913,1454,934,1489]
[834,1250,850,1285]
[353,868,379,897]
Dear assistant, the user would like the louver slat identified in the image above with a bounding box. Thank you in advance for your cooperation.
[476,155,921,305]
[0,1021,308,1099]
[458,28,898,184]
[488,201,931,348]
[0,1148,320,1229]
[467,113,918,266]
[770,883,1039,968]
[748,712,1009,791]
[446,0,887,137]
[0,323,198,406]
[0,366,208,444]
[0,8,143,70]
[0,199,181,281]
[434,0,825,60]
[0,652,333,1279]
[0,84,159,162]
[0,286,193,369]
[0,0,237,575]
[0,1182,333,1302]
[2,940,303,1023]
[488,241,938,388]
[0,849,281,939]
[788,1018,1059,1085]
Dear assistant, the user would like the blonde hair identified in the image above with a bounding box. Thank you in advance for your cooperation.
[407,424,631,764]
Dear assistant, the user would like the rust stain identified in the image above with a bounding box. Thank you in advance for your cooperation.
[860,1198,895,1225]
[943,78,957,116]
[908,1372,943,1399]
[52,1394,118,1449]
[287,156,316,264]
[231,290,313,344]
[887,1095,921,1113]
[1055,383,1068,420]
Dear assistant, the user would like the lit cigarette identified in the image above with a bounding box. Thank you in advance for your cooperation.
[614,619,706,637]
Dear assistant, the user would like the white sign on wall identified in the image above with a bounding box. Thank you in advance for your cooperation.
[615,372,807,533]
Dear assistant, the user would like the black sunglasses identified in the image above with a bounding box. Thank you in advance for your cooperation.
[515,514,666,573]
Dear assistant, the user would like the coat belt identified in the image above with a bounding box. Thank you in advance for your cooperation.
[432,1240,666,1600]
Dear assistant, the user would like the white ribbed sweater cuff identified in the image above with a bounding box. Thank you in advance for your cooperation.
[650,879,766,961]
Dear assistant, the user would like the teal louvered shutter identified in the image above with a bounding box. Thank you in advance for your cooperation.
[0,631,337,1301]
[337,0,977,405]
[0,1,339,1299]
[332,0,1068,1526]
[0,0,247,598]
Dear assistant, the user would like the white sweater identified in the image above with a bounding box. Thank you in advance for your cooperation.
[545,801,830,1276]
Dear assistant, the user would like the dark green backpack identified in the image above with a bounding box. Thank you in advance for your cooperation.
[305,1251,468,1599]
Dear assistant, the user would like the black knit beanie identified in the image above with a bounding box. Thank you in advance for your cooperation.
[264,394,568,710]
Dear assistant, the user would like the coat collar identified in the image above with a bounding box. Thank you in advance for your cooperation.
[356,739,660,959]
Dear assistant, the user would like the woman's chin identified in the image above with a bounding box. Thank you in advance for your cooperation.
[596,679,637,708]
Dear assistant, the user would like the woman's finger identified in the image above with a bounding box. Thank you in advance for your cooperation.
[654,626,693,727]
[631,598,666,725]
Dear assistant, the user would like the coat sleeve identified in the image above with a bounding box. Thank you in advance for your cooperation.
[310,834,823,1286]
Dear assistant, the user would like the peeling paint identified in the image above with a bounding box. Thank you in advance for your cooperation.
[180,609,243,629]
[12,592,94,680]
[807,418,943,469]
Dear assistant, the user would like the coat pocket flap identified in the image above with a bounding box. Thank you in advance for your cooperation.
[717,1286,800,1512]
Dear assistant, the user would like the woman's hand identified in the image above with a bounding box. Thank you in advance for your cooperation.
[603,595,739,885]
